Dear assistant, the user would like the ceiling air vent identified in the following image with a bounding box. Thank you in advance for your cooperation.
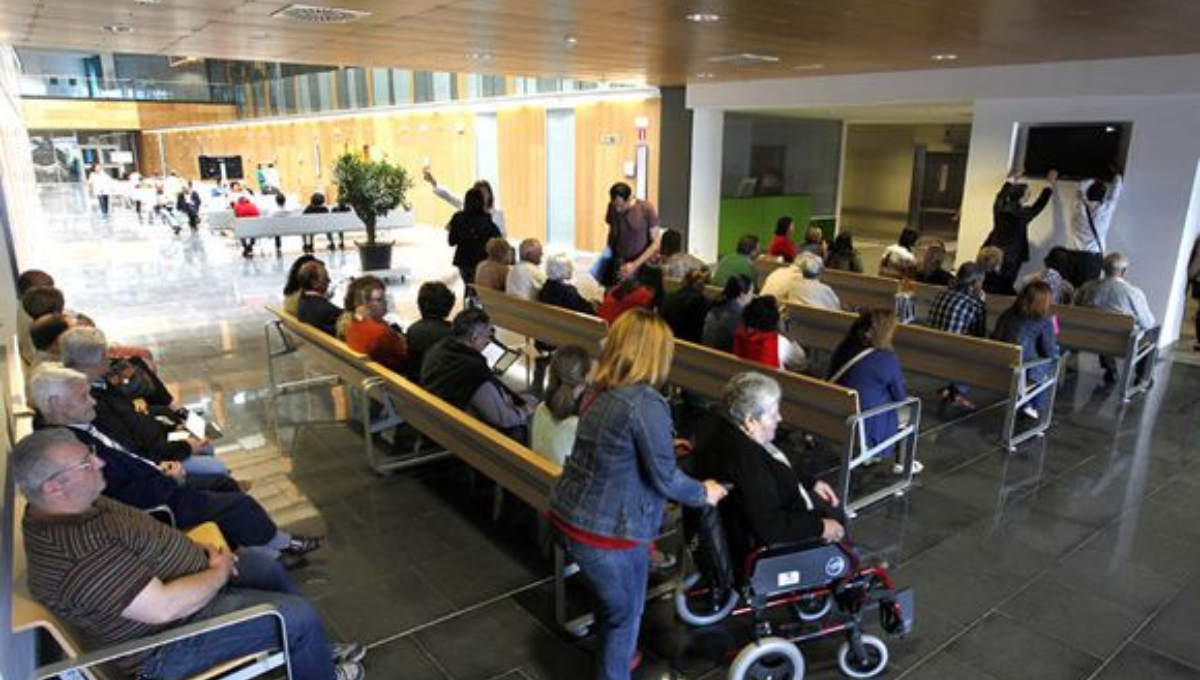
[707,53,780,66]
[271,4,372,24]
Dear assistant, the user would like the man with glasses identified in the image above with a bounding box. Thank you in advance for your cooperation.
[28,362,322,564]
[345,275,408,374]
[12,428,368,680]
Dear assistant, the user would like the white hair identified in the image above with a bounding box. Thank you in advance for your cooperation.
[797,252,824,279]
[723,372,782,425]
[60,326,108,370]
[546,253,575,281]
[28,362,89,415]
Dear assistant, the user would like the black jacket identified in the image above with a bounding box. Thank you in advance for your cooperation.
[987,183,1053,265]
[661,286,711,344]
[91,381,191,464]
[689,417,827,550]
[420,337,494,409]
[447,213,500,269]
[405,318,452,383]
[297,293,342,337]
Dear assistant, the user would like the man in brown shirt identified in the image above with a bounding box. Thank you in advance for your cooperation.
[14,428,366,680]
[601,182,661,286]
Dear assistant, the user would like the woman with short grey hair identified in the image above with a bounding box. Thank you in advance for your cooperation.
[538,253,596,315]
[691,371,846,547]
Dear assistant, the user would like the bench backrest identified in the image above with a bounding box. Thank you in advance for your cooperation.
[474,290,860,444]
[784,302,1023,392]
[234,212,365,239]
[266,306,561,512]
[670,340,859,443]
[475,287,607,356]
[821,269,902,311]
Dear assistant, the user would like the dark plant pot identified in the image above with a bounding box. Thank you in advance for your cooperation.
[356,240,394,271]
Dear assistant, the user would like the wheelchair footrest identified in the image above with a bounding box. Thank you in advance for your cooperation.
[880,588,915,636]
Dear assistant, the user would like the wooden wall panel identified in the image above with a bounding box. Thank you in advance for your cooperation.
[21,100,236,132]
[573,99,661,252]
[497,106,547,243]
[148,97,660,249]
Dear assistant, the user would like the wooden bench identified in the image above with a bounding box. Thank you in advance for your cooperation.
[910,282,1158,403]
[754,259,900,311]
[265,306,450,475]
[783,301,1059,452]
[473,288,922,516]
[232,210,415,240]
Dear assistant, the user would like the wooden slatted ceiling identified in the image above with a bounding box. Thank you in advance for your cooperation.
[5,0,1200,85]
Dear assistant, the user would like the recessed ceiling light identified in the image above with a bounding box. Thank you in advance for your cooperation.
[931,53,958,61]
[271,4,372,24]
[563,35,578,45]
[694,72,714,79]
[103,24,134,33]
[708,53,779,65]
[685,12,721,23]
[133,0,161,5]
[792,63,825,71]
[467,51,493,61]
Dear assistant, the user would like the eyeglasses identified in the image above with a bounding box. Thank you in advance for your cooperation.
[44,447,100,484]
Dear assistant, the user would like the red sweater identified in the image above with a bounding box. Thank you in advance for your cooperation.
[346,317,408,373]
[733,327,781,369]
[768,235,796,263]
[597,285,656,325]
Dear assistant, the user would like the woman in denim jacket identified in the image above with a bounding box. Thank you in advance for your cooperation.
[550,309,726,680]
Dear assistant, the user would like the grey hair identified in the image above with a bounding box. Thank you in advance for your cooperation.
[518,238,542,263]
[723,372,782,425]
[28,362,89,415]
[1102,252,1129,278]
[546,253,575,281]
[59,326,108,370]
[797,252,823,279]
[11,428,81,501]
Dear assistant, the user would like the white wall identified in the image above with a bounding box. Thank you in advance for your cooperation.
[688,54,1200,345]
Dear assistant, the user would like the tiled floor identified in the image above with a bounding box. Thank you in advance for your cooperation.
[24,184,1200,680]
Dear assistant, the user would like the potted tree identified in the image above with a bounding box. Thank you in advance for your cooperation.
[332,151,413,272]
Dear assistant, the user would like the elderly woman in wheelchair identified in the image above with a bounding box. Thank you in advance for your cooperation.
[680,372,914,680]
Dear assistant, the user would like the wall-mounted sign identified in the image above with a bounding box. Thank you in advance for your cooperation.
[600,133,619,146]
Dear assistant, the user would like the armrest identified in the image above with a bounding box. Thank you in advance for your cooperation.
[33,604,287,680]
[1019,356,1057,372]
[855,395,921,422]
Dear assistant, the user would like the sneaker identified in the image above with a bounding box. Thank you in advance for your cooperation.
[952,394,977,411]
[332,642,366,664]
[282,534,325,557]
[893,460,924,475]
[859,456,880,468]
[334,661,365,680]
[1021,406,1039,420]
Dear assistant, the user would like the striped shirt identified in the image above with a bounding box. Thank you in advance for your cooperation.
[23,497,208,675]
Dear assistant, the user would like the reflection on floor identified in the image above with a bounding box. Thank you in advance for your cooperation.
[25,184,1200,679]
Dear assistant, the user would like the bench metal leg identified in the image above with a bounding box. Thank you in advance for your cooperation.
[360,377,451,475]
[1118,328,1159,403]
[1001,358,1061,452]
[841,397,922,517]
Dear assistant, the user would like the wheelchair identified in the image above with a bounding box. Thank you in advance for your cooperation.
[673,504,914,680]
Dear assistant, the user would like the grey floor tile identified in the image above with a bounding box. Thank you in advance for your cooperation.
[415,599,592,680]
[316,567,456,643]
[364,637,451,680]
[1135,578,1200,668]
[998,581,1145,658]
[1093,643,1200,680]
[943,612,1102,680]
[898,652,1004,680]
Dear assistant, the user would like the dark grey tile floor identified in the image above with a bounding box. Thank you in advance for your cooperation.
[28,184,1200,679]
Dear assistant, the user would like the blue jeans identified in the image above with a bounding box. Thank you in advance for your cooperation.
[139,551,335,680]
[182,454,230,477]
[562,536,648,680]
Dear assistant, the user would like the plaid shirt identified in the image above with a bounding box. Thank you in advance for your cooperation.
[928,288,987,337]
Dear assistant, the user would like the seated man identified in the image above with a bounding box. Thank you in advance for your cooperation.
[928,262,988,410]
[60,327,226,477]
[1076,252,1157,383]
[12,429,366,680]
[296,260,342,336]
[405,281,455,384]
[29,364,320,561]
[765,252,841,310]
[421,309,534,441]
[505,238,546,301]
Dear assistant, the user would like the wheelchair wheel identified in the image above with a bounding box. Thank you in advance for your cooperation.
[836,634,888,678]
[729,637,805,680]
[795,593,833,621]
[674,572,739,627]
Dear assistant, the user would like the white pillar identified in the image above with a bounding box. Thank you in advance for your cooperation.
[688,108,724,262]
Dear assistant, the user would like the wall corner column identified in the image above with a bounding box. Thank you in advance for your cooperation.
[688,107,723,262]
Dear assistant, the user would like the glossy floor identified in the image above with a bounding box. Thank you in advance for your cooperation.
[24,185,1200,680]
